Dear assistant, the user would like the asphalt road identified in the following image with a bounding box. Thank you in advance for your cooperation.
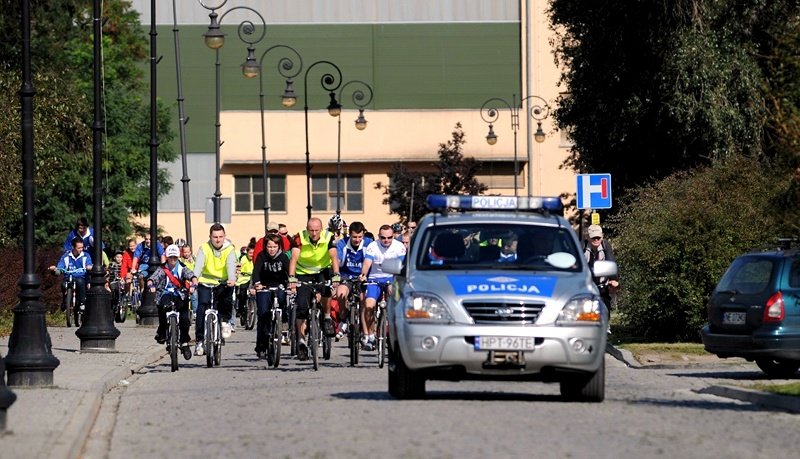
[84,326,800,459]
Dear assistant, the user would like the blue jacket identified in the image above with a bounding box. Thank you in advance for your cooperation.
[63,227,105,252]
[56,250,93,279]
[336,236,373,279]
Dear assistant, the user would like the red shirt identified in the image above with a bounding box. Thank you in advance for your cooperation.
[119,250,135,279]
[253,234,290,261]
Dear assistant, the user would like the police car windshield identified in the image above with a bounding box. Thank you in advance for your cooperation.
[417,224,580,271]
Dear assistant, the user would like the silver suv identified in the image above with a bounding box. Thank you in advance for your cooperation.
[384,195,617,401]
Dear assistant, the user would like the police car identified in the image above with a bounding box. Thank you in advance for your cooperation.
[383,195,617,401]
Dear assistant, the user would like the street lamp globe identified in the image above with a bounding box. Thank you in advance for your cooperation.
[355,109,368,130]
[203,12,226,49]
[485,124,498,145]
[327,92,342,117]
[241,48,260,79]
[534,122,546,143]
[282,79,297,108]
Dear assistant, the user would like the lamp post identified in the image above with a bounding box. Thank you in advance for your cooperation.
[247,44,302,228]
[4,0,59,407]
[135,0,163,326]
[302,61,343,220]
[74,0,121,347]
[335,80,373,215]
[200,0,266,223]
[171,0,192,247]
[480,94,549,196]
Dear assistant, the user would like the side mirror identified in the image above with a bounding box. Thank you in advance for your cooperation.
[382,257,404,276]
[593,260,618,278]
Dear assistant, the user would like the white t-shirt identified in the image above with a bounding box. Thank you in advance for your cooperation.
[364,239,406,281]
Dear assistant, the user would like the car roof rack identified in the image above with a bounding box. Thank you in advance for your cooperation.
[425,194,563,216]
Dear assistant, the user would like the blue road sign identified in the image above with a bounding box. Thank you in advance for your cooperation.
[576,174,612,209]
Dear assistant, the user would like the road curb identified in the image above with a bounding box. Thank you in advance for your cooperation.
[55,347,166,459]
[697,385,800,413]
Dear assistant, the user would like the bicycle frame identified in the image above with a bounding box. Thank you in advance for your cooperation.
[203,282,225,368]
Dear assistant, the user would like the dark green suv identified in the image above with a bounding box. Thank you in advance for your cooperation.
[700,248,800,377]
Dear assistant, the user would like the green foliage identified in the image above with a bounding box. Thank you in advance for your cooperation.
[609,156,789,341]
[0,0,175,250]
[376,123,488,222]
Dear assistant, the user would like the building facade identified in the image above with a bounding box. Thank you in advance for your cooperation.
[129,0,574,247]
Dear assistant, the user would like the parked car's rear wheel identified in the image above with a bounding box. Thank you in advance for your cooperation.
[755,358,800,378]
[388,347,425,399]
[560,359,605,402]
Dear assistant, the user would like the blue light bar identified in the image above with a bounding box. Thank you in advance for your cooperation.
[426,195,563,212]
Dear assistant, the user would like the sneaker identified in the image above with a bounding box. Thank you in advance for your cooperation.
[154,333,166,344]
[181,344,192,360]
[194,342,205,356]
[281,331,290,345]
[257,351,267,360]
[221,322,232,339]
[361,334,373,351]
[335,322,348,341]
[297,339,309,361]
[230,323,236,333]
[323,318,336,337]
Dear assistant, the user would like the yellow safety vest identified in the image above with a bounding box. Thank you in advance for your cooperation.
[237,255,254,286]
[296,230,332,275]
[198,242,235,284]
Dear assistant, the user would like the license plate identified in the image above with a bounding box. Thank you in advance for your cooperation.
[722,311,746,325]
[474,336,535,351]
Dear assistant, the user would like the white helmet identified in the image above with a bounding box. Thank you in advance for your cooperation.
[165,244,180,258]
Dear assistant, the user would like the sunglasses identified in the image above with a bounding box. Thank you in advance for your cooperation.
[379,236,394,240]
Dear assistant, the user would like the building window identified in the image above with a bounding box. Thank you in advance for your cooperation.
[234,175,286,213]
[311,174,363,212]
[476,162,523,189]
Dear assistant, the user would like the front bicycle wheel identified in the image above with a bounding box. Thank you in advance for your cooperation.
[246,297,257,330]
[214,320,222,366]
[269,310,282,368]
[205,315,215,368]
[116,292,129,323]
[377,305,387,368]
[169,314,179,372]
[288,300,297,356]
[310,307,320,371]
[65,288,74,327]
[323,333,331,361]
[349,302,359,366]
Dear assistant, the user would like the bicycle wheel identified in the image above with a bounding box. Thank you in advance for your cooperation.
[377,305,387,368]
[349,300,360,366]
[214,318,222,366]
[288,299,297,356]
[74,306,83,328]
[65,287,74,328]
[310,306,320,371]
[246,297,257,330]
[269,310,282,368]
[169,314,179,372]
[205,314,215,368]
[116,292,129,323]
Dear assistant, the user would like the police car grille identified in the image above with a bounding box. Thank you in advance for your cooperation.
[462,302,544,324]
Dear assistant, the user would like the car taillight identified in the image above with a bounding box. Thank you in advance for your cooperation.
[763,292,785,323]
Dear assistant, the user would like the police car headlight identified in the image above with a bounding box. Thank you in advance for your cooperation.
[556,295,603,325]
[405,293,453,322]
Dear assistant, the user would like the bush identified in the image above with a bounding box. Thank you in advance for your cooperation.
[608,155,790,341]
[0,246,70,313]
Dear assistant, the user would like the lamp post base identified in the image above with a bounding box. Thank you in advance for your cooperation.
[137,289,159,326]
[75,284,120,351]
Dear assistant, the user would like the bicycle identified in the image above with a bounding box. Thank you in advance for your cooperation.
[130,269,143,324]
[57,269,84,328]
[287,290,297,357]
[111,278,128,323]
[235,284,257,330]
[365,280,390,368]
[164,295,183,372]
[345,279,364,367]
[202,281,226,368]
[295,279,332,371]
[256,285,285,368]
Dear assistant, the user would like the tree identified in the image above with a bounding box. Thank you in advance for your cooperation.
[376,123,487,223]
[0,0,175,249]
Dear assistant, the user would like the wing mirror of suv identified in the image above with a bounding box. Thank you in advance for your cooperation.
[592,260,618,278]
[382,258,405,276]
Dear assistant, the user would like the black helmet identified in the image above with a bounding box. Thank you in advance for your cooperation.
[392,223,402,233]
[328,214,343,232]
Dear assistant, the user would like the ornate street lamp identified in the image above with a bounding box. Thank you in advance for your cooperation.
[171,0,192,247]
[135,0,163,326]
[335,80,373,215]
[73,0,121,347]
[302,61,343,220]
[4,0,59,402]
[480,94,549,196]
[248,44,303,228]
[199,0,266,223]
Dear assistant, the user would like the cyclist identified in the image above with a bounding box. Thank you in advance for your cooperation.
[120,238,137,295]
[180,243,198,321]
[334,221,372,340]
[62,216,101,253]
[359,224,406,351]
[192,223,238,356]
[49,237,93,311]
[147,244,197,361]
[288,217,341,361]
[107,249,124,309]
[253,222,290,262]
[234,241,255,331]
[250,233,290,360]
[131,233,165,281]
